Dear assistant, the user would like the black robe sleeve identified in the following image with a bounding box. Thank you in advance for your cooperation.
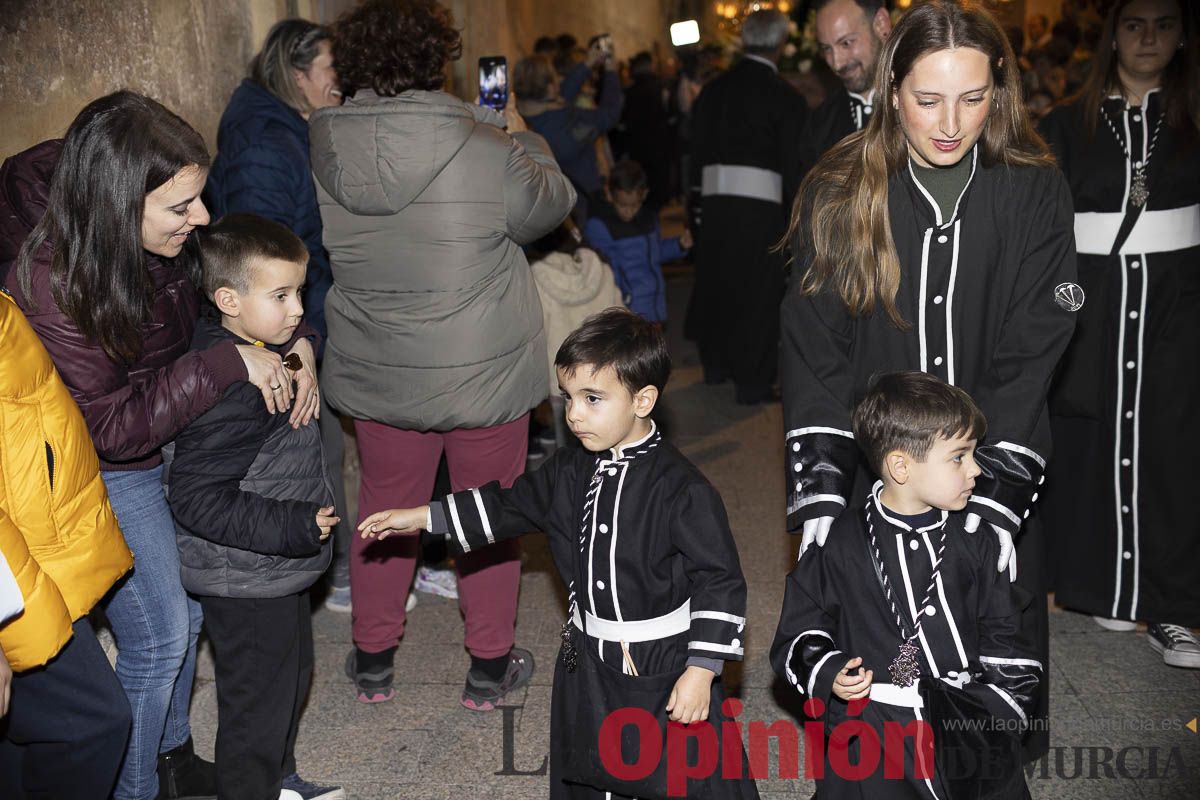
[438,451,575,555]
[966,168,1078,533]
[670,482,749,663]
[780,280,861,531]
[770,543,846,705]
[964,535,1042,724]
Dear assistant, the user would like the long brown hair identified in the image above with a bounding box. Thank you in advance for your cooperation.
[1072,0,1198,135]
[17,91,209,363]
[785,0,1053,328]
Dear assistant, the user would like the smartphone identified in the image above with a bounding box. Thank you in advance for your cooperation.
[478,56,508,112]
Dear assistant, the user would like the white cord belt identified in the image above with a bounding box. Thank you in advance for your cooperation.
[700,164,783,204]
[572,599,691,642]
[869,682,924,708]
[869,672,973,708]
[1075,204,1200,255]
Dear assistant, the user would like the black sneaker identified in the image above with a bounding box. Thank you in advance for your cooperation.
[345,647,396,703]
[280,772,345,800]
[1147,623,1200,669]
[461,646,534,711]
[155,737,216,800]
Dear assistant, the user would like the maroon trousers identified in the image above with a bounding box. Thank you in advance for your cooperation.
[350,414,528,657]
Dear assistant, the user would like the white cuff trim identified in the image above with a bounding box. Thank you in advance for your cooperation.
[985,683,1027,724]
[689,641,745,656]
[808,649,843,699]
[968,495,1021,527]
[785,427,854,440]
[790,494,847,512]
[691,610,747,631]
[980,655,1044,670]
[994,441,1047,469]
[470,488,495,545]
[446,495,471,553]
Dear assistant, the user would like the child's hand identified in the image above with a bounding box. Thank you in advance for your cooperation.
[357,507,428,540]
[680,228,694,250]
[666,665,715,724]
[315,506,339,540]
[831,656,873,702]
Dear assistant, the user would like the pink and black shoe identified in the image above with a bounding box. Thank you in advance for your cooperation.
[345,647,396,704]
[461,647,535,711]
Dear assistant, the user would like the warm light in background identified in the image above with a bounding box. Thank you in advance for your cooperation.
[671,20,701,46]
[716,1,793,18]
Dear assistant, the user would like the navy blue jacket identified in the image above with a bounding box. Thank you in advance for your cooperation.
[205,80,333,350]
[584,202,684,322]
[526,64,623,203]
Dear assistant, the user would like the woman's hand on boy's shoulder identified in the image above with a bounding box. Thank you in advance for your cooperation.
[358,507,428,540]
[284,338,319,429]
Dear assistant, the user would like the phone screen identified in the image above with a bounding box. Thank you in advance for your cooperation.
[479,56,508,112]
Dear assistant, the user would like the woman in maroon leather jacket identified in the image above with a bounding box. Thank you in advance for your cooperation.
[1,91,319,800]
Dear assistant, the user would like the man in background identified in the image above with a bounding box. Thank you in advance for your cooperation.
[686,9,806,405]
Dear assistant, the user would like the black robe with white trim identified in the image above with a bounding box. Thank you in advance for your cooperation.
[685,56,808,393]
[771,487,1041,799]
[431,423,753,798]
[780,149,1075,759]
[1040,94,1200,626]
[780,148,1078,534]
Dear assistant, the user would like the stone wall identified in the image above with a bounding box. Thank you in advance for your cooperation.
[0,0,672,160]
[0,0,318,159]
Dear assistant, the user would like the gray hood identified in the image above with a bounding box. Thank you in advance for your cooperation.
[309,87,576,431]
[309,89,505,216]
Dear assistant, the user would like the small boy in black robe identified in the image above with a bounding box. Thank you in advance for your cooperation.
[360,308,758,799]
[771,371,1040,800]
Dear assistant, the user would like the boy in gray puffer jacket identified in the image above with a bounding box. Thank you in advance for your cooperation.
[168,214,342,800]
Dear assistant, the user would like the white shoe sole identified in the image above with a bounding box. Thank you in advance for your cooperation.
[1148,636,1200,669]
[1093,615,1137,632]
[280,787,346,800]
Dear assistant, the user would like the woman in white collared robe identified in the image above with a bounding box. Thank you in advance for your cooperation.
[1039,1,1200,633]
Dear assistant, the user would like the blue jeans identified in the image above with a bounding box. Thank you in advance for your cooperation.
[102,466,204,800]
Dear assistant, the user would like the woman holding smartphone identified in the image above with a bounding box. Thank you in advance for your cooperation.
[312,0,574,709]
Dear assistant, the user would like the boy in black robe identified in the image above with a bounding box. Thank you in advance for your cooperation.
[772,371,1040,799]
[360,308,757,799]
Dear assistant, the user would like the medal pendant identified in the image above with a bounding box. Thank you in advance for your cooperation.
[1130,170,1149,208]
[560,620,578,673]
[888,641,921,687]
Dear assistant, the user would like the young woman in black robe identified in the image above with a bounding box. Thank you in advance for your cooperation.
[779,0,1078,760]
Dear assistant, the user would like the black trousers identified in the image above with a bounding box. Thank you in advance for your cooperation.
[0,619,131,800]
[200,592,313,800]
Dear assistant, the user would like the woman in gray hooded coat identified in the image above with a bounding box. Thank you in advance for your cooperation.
[310,0,574,708]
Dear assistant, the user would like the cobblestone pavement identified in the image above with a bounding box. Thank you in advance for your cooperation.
[175,268,1200,800]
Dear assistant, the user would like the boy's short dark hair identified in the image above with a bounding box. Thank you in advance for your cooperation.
[198,213,308,298]
[555,307,670,394]
[608,160,648,194]
[852,371,986,475]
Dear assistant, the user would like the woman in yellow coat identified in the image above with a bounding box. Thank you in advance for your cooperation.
[0,288,134,799]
